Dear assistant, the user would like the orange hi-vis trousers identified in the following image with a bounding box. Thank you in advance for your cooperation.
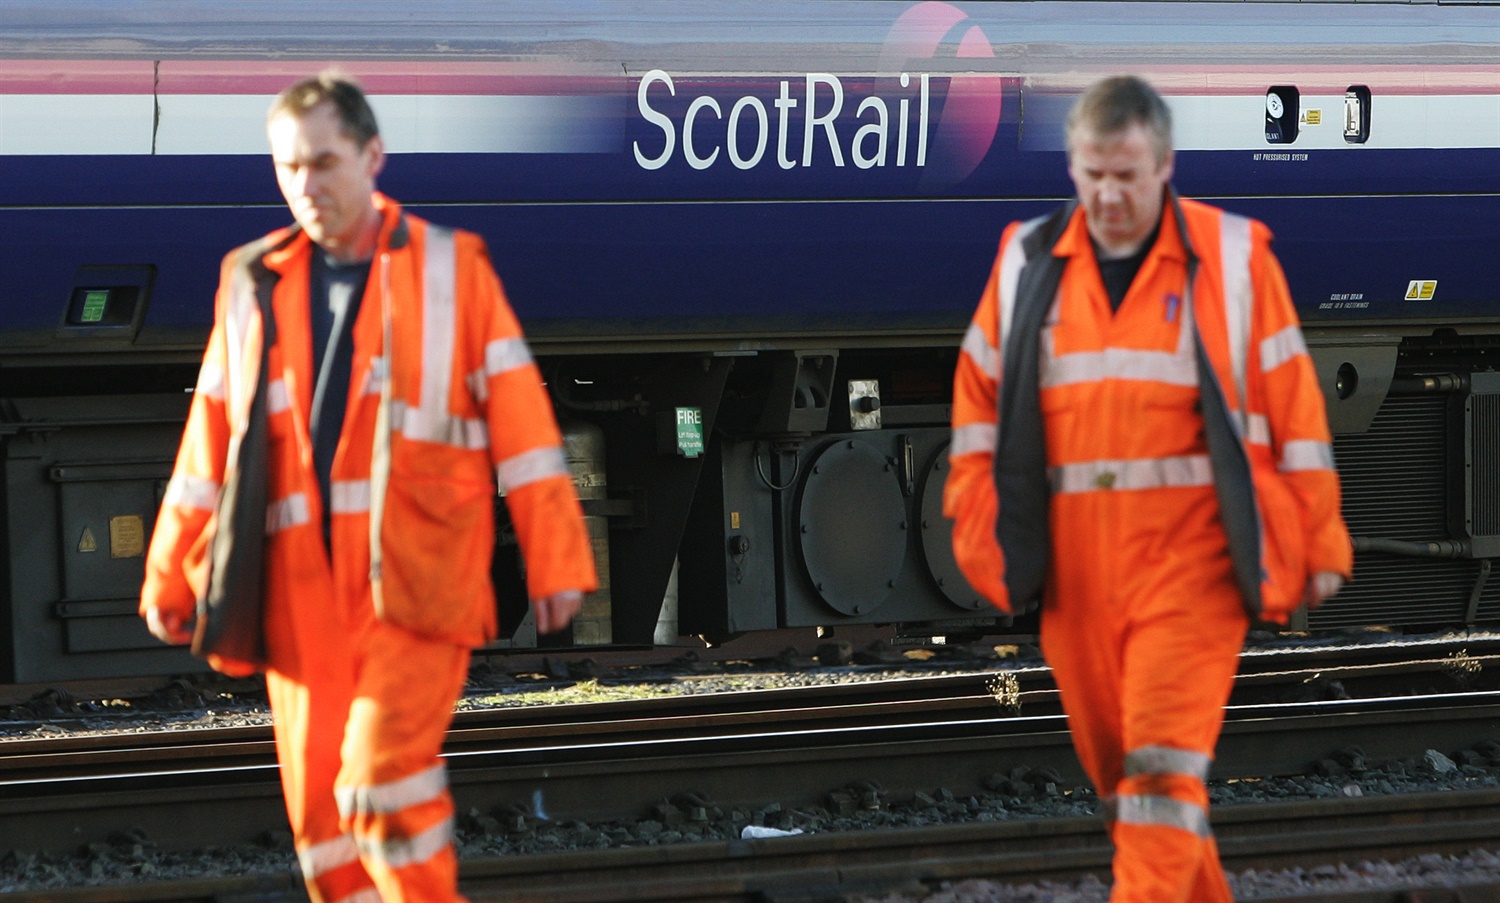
[1040,509,1248,902]
[266,576,471,903]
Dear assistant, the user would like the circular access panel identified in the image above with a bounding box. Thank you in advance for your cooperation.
[917,444,991,612]
[795,439,907,617]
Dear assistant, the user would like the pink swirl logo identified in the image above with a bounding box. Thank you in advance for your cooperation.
[880,1,1002,188]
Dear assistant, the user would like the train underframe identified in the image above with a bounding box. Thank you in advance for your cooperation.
[1,324,1497,682]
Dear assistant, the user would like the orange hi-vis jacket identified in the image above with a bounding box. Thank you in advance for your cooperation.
[142,194,597,673]
[945,193,1352,622]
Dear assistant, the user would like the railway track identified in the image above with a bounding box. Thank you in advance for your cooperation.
[7,787,1500,902]
[5,644,1500,899]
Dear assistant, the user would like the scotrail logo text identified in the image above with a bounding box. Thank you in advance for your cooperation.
[880,1,1003,187]
[631,1,1002,188]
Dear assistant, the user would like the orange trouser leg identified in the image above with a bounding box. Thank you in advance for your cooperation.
[261,537,380,903]
[1109,772,1221,902]
[336,619,472,903]
[1042,573,1246,903]
[266,667,379,903]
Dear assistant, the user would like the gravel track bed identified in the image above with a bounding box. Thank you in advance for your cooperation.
[5,629,1500,898]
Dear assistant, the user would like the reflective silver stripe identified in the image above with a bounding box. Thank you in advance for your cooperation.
[267,378,290,416]
[1041,346,1197,389]
[1259,324,1308,373]
[1220,212,1253,413]
[335,763,448,818]
[370,252,394,600]
[1245,411,1271,447]
[1042,245,1198,391]
[1050,455,1214,494]
[1280,439,1335,472]
[400,226,459,445]
[496,445,568,494]
[356,816,454,870]
[950,422,998,458]
[995,216,1047,356]
[195,363,226,401]
[994,216,1047,454]
[1124,745,1212,781]
[466,368,488,403]
[266,493,311,534]
[333,889,383,903]
[225,262,258,415]
[362,356,387,397]
[484,336,534,377]
[1116,793,1211,837]
[163,474,220,511]
[391,400,489,450]
[1098,794,1119,825]
[386,226,495,451]
[298,833,360,880]
[223,255,264,484]
[330,480,371,515]
[960,321,999,382]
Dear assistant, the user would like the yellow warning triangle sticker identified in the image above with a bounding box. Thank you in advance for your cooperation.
[78,527,97,553]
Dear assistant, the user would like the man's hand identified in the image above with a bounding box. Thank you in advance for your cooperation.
[145,606,195,645]
[533,590,584,635]
[1301,571,1345,609]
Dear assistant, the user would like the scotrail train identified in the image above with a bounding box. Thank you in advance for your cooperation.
[2,1,1499,682]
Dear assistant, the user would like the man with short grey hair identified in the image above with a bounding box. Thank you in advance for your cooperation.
[946,75,1350,900]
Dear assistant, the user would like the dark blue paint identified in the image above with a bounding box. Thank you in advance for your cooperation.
[5,184,1495,348]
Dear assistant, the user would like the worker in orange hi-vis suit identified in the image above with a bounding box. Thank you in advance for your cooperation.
[140,72,598,903]
[946,76,1352,901]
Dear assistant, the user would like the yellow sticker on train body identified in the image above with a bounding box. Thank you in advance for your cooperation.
[1405,280,1437,301]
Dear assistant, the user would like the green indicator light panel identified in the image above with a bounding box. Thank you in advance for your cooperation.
[80,289,109,323]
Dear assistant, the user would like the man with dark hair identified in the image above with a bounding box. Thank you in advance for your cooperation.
[142,71,597,902]
[946,75,1351,900]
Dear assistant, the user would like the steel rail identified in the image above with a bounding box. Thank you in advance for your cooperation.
[7,788,1500,902]
[6,647,1499,774]
[3,686,1500,855]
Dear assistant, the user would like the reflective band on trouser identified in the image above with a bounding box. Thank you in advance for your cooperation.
[356,816,455,870]
[1123,745,1212,781]
[1116,794,1211,837]
[330,480,372,516]
[299,833,360,881]
[1049,455,1213,495]
[1097,794,1119,825]
[960,322,999,381]
[950,422,997,458]
[497,445,569,494]
[1280,439,1335,472]
[163,473,220,511]
[335,763,448,818]
[266,493,311,534]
